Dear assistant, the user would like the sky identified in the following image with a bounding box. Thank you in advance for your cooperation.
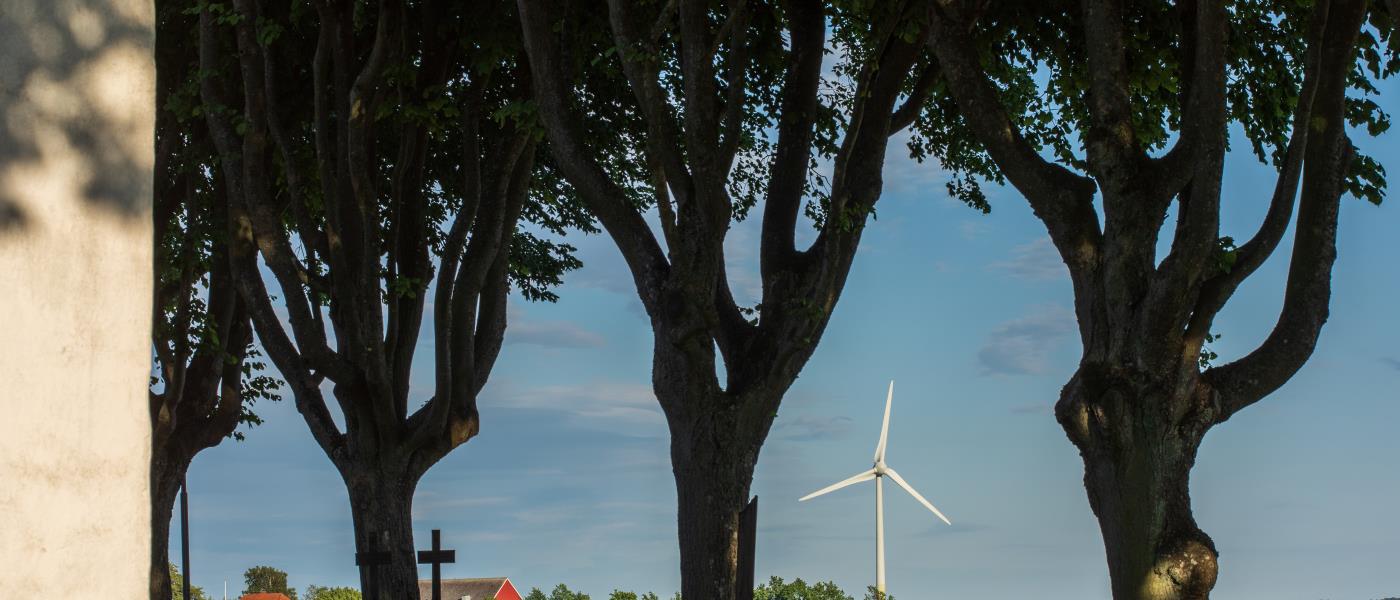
[175,80,1400,599]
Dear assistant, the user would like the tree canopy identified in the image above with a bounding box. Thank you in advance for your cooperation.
[524,584,592,600]
[243,565,297,600]
[913,0,1395,597]
[193,0,589,594]
[515,0,966,595]
[150,4,282,596]
[304,585,362,600]
[169,564,211,600]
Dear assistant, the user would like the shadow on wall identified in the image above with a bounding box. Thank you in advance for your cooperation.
[0,0,154,236]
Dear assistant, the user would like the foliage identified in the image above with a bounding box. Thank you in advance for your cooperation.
[528,579,887,600]
[861,587,893,600]
[304,585,362,600]
[914,0,1396,594]
[243,565,297,600]
[152,0,281,438]
[169,563,211,600]
[524,584,590,600]
[907,0,1397,209]
[754,576,853,600]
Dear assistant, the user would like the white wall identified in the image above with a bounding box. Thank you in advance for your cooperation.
[0,0,154,596]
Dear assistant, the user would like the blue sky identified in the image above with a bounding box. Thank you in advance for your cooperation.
[177,79,1400,599]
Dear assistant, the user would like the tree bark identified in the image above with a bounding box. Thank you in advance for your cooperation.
[665,385,765,600]
[149,459,183,600]
[1058,367,1221,600]
[346,463,419,600]
[649,325,779,600]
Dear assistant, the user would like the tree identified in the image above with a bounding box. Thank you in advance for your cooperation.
[169,563,212,600]
[918,0,1395,597]
[525,585,591,600]
[861,588,891,600]
[516,2,950,597]
[196,0,585,596]
[149,3,280,598]
[305,585,363,600]
[610,592,661,600]
[754,576,853,600]
[243,565,297,600]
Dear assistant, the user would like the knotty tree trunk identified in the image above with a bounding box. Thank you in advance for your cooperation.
[924,1,1378,597]
[517,2,940,596]
[1059,369,1220,599]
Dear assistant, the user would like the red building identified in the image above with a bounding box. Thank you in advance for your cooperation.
[418,577,522,600]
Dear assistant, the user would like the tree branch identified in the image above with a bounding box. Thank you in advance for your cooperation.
[517,0,671,309]
[759,0,824,290]
[889,60,939,135]
[1205,0,1367,421]
[201,2,347,462]
[606,0,697,211]
[1137,0,1230,354]
[342,0,401,418]
[1184,0,1331,344]
[715,0,753,171]
[1080,0,1148,199]
[926,2,1102,275]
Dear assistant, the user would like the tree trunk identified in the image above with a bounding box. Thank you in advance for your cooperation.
[150,446,188,600]
[149,479,177,600]
[672,447,755,600]
[1058,369,1220,600]
[664,382,766,600]
[346,466,419,600]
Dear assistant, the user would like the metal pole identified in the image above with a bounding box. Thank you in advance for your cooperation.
[181,474,191,600]
[875,475,885,595]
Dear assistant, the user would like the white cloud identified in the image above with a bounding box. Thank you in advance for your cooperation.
[566,235,637,296]
[412,494,510,519]
[959,220,988,240]
[977,305,1077,376]
[1009,403,1052,415]
[991,236,1067,282]
[724,220,763,307]
[507,318,607,349]
[481,380,666,432]
[773,415,855,441]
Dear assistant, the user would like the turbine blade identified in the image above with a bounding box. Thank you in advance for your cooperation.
[874,381,894,462]
[798,468,877,502]
[884,467,951,525]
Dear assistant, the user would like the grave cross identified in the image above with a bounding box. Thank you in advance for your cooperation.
[417,529,456,600]
[354,532,392,600]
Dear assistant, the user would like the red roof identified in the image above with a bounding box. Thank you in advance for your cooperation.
[241,594,292,600]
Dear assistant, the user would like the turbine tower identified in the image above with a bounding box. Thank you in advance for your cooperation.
[799,381,951,595]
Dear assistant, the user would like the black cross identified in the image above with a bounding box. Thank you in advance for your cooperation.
[417,529,456,600]
[355,533,392,600]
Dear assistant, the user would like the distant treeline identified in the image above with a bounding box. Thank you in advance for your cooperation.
[525,577,893,600]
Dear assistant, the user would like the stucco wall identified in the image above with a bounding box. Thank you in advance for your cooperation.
[0,0,154,596]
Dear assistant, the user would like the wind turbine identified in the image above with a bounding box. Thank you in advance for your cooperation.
[799,380,951,596]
